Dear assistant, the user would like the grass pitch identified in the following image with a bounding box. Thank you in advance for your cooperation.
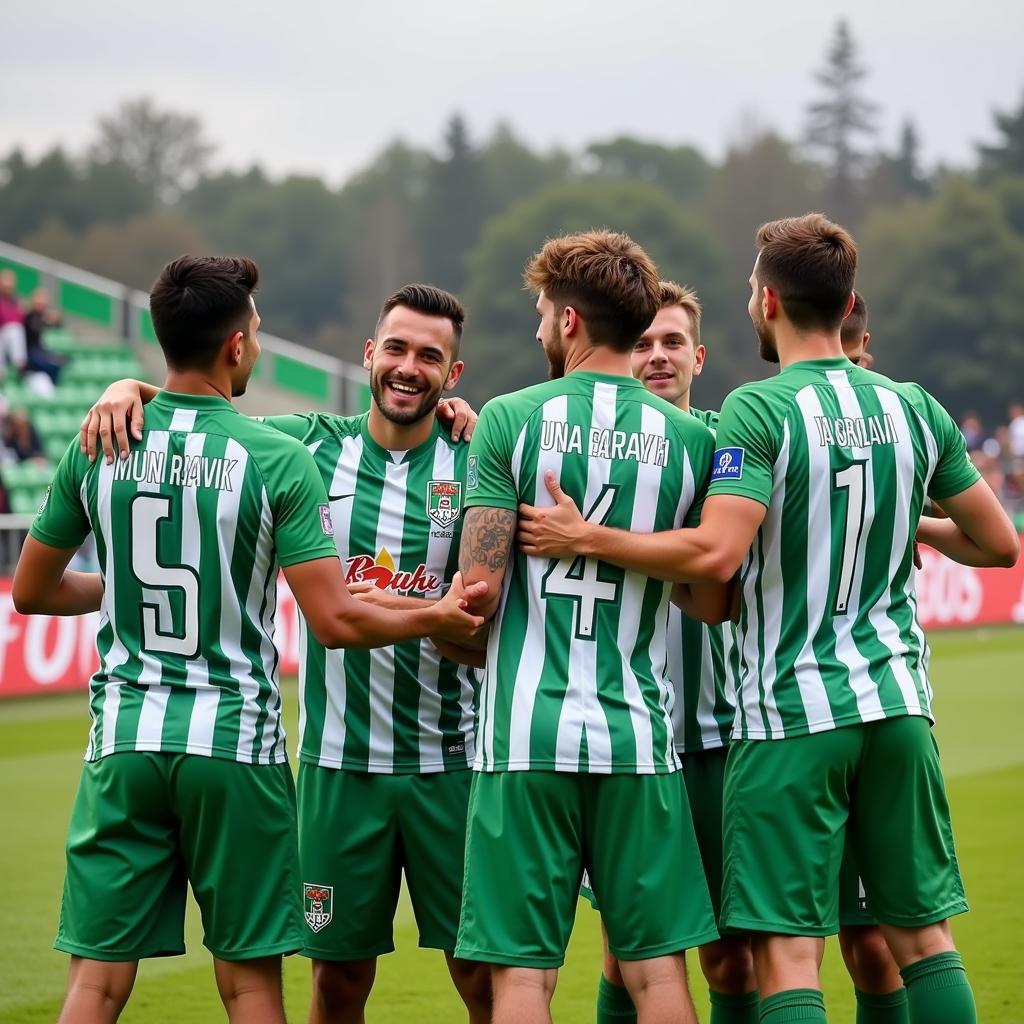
[1,626,1022,1023]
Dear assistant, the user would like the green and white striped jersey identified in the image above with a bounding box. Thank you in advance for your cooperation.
[708,358,980,740]
[266,413,478,774]
[30,392,339,765]
[467,372,715,774]
[668,407,739,753]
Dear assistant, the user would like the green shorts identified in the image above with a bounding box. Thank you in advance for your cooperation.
[57,752,302,962]
[297,765,472,960]
[838,840,877,928]
[456,771,718,968]
[721,716,967,936]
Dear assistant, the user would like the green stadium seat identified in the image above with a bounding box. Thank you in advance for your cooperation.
[9,488,43,515]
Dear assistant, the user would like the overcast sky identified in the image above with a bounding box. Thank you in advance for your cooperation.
[2,0,1020,184]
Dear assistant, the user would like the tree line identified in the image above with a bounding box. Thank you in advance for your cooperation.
[3,21,1023,417]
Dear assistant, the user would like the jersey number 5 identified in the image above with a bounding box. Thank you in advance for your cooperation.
[541,484,621,640]
[130,494,200,657]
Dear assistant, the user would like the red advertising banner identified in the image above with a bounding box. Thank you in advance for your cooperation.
[1,545,1022,698]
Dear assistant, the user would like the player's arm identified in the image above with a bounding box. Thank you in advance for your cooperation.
[916,481,1019,567]
[283,559,485,648]
[671,580,735,626]
[14,442,101,614]
[518,472,763,584]
[12,538,102,615]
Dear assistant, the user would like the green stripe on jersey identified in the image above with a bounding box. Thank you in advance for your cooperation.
[265,413,478,774]
[708,359,980,741]
[467,372,716,774]
[29,392,339,765]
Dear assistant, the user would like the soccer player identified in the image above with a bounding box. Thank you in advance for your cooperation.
[585,281,759,1024]
[79,284,490,1023]
[518,214,1019,1024]
[454,230,723,1024]
[11,256,485,1024]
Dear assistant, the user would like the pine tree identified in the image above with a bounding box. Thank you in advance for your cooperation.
[978,92,1024,180]
[804,20,878,223]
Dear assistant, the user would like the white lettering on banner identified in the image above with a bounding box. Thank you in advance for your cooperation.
[1014,576,1024,624]
[0,592,22,683]
[915,550,983,625]
[24,615,78,685]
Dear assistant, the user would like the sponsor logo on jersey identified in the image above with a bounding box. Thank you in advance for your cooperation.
[467,455,478,490]
[37,485,51,516]
[711,447,745,481]
[427,480,462,529]
[303,883,333,933]
[319,504,334,536]
[344,546,441,594]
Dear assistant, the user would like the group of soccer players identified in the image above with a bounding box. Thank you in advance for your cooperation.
[11,212,1020,1024]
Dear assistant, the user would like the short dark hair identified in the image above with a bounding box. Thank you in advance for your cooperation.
[150,255,259,370]
[658,280,703,346]
[754,214,857,332]
[524,230,661,352]
[375,283,465,357]
[841,290,868,345]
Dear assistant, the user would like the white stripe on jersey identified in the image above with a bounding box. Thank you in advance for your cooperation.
[621,400,673,772]
[315,432,364,766]
[556,383,616,771]
[479,425,528,770]
[865,389,926,714]
[96,457,130,757]
[794,387,837,732]
[249,490,280,763]
[739,421,790,739]
[504,397,566,769]
[169,408,197,433]
[825,371,886,722]
[181,431,219,755]
[366,457,411,770]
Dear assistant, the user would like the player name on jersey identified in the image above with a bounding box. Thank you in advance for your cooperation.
[111,448,238,491]
[540,420,670,467]
[814,413,898,448]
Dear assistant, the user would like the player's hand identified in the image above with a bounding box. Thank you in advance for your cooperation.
[432,572,488,642]
[433,637,487,669]
[80,380,145,464]
[436,397,478,442]
[517,471,587,558]
[349,581,389,605]
[913,541,923,570]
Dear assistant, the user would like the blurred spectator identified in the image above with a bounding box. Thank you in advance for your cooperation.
[0,469,9,514]
[2,410,47,464]
[1008,404,1024,458]
[0,270,27,380]
[23,289,66,385]
[960,411,985,450]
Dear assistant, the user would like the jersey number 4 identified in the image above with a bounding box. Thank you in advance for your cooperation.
[130,494,200,657]
[541,484,621,640]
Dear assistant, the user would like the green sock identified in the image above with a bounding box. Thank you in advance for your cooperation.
[759,988,827,1023]
[596,974,637,1024]
[900,951,977,1024]
[854,987,909,1024]
[710,987,760,1024]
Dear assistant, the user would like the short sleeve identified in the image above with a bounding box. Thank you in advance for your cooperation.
[926,397,981,501]
[465,400,518,511]
[681,419,715,527]
[29,440,91,548]
[706,389,778,508]
[266,442,341,568]
[261,412,337,445]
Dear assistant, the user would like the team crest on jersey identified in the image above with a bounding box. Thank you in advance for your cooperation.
[427,480,462,529]
[711,447,745,481]
[319,504,334,536]
[304,883,333,933]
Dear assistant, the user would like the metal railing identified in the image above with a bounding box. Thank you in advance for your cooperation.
[0,240,369,412]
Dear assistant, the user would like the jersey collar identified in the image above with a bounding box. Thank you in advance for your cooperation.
[358,412,443,465]
[152,391,238,412]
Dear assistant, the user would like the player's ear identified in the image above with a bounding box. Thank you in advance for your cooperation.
[227,330,245,367]
[692,344,707,376]
[363,339,374,370]
[762,286,779,320]
[443,360,465,392]
[563,305,579,336]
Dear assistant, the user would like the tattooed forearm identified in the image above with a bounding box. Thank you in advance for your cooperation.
[460,507,516,577]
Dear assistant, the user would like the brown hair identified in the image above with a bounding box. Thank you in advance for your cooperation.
[524,230,661,352]
[375,283,466,356]
[840,289,868,345]
[150,255,258,370]
[754,214,857,331]
[658,280,703,345]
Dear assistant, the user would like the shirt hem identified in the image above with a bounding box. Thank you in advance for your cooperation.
[277,547,341,569]
[732,706,933,741]
[297,753,474,774]
[471,759,681,774]
[85,743,289,765]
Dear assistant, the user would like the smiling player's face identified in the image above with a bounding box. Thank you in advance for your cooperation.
[366,306,462,425]
[631,305,704,408]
